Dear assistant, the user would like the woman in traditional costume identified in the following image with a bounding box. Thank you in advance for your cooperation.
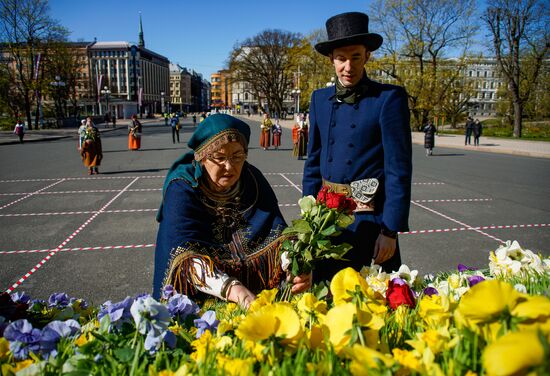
[128,114,142,150]
[259,113,272,150]
[80,123,102,175]
[292,114,308,159]
[272,119,282,149]
[153,114,310,307]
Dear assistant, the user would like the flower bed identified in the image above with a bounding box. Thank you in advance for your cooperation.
[1,241,549,375]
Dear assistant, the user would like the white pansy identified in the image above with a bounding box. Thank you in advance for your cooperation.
[514,283,527,293]
[389,264,419,287]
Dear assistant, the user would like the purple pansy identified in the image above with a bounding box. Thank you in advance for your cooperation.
[48,293,70,308]
[167,294,199,321]
[97,297,134,330]
[457,264,475,273]
[40,319,81,358]
[3,319,41,360]
[423,287,439,296]
[194,310,219,338]
[10,292,31,304]
[467,275,485,287]
[161,285,175,300]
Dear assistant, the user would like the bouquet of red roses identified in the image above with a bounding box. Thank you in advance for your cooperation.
[281,186,357,277]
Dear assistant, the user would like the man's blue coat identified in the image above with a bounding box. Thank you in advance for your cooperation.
[302,78,412,233]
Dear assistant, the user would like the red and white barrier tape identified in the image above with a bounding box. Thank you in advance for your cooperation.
[412,198,492,203]
[0,175,164,183]
[411,201,505,243]
[0,243,155,255]
[0,208,158,217]
[4,177,140,293]
[0,179,66,210]
[400,223,549,235]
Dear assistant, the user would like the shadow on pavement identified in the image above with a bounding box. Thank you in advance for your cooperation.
[430,153,465,157]
[99,168,168,175]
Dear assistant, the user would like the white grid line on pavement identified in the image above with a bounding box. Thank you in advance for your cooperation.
[412,198,492,203]
[278,173,303,194]
[400,223,549,235]
[0,175,164,183]
[1,243,156,255]
[4,177,140,293]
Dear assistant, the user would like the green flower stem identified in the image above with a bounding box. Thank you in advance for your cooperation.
[130,336,142,376]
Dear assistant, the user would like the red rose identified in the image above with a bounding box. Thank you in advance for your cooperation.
[386,279,416,310]
[342,197,357,214]
[317,186,329,204]
[325,191,346,210]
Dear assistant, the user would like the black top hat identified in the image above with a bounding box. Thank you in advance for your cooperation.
[314,12,383,56]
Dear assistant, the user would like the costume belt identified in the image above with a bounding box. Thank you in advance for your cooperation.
[322,178,379,212]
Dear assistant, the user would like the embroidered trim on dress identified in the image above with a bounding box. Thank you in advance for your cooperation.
[194,129,248,161]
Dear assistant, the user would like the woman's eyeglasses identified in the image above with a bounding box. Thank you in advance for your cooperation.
[207,152,247,165]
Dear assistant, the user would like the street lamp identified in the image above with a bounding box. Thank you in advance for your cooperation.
[291,88,301,115]
[50,75,66,127]
[101,86,111,118]
[160,91,165,114]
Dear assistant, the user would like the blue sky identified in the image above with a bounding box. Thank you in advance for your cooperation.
[49,0,487,80]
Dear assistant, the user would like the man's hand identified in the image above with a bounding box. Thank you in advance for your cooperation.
[373,233,397,264]
[288,272,312,294]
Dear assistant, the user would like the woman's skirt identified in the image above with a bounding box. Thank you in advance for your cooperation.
[293,133,307,158]
[272,133,281,147]
[259,130,271,149]
[128,133,141,150]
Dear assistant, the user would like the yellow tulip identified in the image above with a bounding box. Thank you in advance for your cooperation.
[330,267,370,305]
[483,331,545,376]
[347,344,395,374]
[457,280,521,325]
[235,302,303,346]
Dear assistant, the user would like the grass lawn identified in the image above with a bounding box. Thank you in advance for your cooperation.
[438,119,550,141]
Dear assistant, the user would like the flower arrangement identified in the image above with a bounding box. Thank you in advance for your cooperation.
[1,241,549,375]
[281,186,356,277]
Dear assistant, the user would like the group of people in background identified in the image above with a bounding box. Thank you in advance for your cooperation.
[465,116,483,146]
[259,112,308,159]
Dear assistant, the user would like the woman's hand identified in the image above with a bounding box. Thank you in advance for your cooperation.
[288,272,312,294]
[227,283,256,310]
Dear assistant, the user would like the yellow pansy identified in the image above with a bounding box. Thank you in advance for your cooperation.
[406,328,450,356]
[235,302,303,346]
[483,331,545,376]
[157,370,175,376]
[296,293,328,317]
[247,288,278,313]
[392,348,423,372]
[217,355,255,376]
[330,267,370,305]
[418,294,453,329]
[512,295,550,333]
[307,324,326,349]
[0,338,10,360]
[190,330,213,363]
[457,280,521,325]
[347,344,395,374]
[174,364,190,376]
[324,302,378,353]
[215,336,233,351]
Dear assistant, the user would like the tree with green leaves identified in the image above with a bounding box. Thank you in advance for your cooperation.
[0,0,67,129]
[368,0,478,128]
[228,29,301,117]
[483,0,549,137]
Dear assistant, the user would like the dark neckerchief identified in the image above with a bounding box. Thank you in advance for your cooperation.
[334,71,369,104]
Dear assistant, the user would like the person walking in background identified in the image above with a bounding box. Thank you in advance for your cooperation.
[422,120,436,156]
[77,119,87,149]
[192,114,197,126]
[170,113,180,144]
[80,122,102,175]
[303,12,412,282]
[128,114,142,150]
[473,119,482,146]
[272,119,282,149]
[292,113,308,159]
[259,113,272,150]
[465,116,474,145]
[13,119,25,143]
[111,113,116,128]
